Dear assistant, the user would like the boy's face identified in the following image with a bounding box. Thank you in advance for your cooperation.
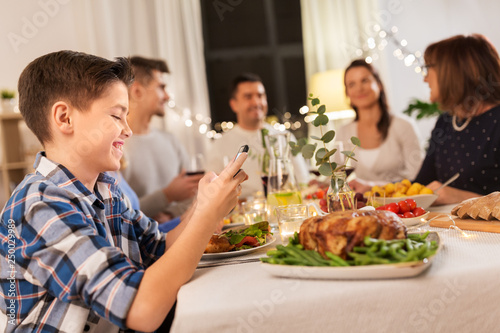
[71,81,131,174]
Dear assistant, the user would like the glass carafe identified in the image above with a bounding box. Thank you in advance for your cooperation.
[327,171,355,212]
[265,133,302,226]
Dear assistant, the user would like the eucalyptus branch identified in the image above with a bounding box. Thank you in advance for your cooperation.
[289,95,360,178]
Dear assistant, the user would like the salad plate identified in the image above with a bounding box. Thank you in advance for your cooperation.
[260,232,440,280]
[201,236,276,260]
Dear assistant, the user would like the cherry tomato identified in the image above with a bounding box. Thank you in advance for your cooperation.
[386,202,400,214]
[405,198,417,211]
[306,194,313,200]
[397,213,404,218]
[316,190,325,199]
[397,200,411,214]
[412,207,427,217]
[376,204,387,210]
[319,198,327,207]
[403,211,415,218]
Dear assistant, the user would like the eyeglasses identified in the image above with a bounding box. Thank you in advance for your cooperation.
[421,64,435,77]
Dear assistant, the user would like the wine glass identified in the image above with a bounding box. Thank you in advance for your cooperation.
[186,153,205,176]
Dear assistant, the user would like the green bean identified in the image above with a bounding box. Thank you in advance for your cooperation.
[325,251,350,266]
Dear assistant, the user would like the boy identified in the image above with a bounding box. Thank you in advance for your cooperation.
[0,51,247,332]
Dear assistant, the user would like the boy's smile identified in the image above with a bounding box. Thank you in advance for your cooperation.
[69,81,132,184]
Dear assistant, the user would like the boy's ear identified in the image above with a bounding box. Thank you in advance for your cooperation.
[52,101,74,135]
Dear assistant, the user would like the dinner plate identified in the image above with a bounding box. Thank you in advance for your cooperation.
[401,211,430,227]
[260,232,440,280]
[201,236,276,260]
[222,222,245,230]
[373,194,438,210]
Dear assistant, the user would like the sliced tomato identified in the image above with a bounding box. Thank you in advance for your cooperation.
[234,236,260,248]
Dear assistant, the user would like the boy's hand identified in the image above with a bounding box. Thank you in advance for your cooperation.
[195,153,248,223]
[163,169,204,202]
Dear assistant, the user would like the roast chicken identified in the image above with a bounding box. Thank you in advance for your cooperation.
[451,191,500,220]
[299,210,407,259]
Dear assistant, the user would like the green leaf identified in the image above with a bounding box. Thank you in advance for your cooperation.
[310,135,322,141]
[342,150,355,158]
[313,114,329,127]
[297,138,308,147]
[289,141,297,149]
[323,149,337,161]
[321,130,335,143]
[315,148,327,161]
[317,105,326,114]
[311,98,320,106]
[309,93,313,97]
[351,137,361,147]
[301,144,317,159]
[318,163,333,177]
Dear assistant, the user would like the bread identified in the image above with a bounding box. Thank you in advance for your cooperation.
[451,192,500,220]
[299,210,407,259]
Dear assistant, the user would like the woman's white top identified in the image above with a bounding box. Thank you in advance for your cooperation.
[335,114,424,186]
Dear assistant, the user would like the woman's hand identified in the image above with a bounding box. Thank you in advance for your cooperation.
[348,179,371,194]
[427,181,480,205]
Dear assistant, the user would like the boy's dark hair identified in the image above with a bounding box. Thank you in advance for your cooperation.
[18,50,134,145]
[130,56,169,86]
[229,73,263,99]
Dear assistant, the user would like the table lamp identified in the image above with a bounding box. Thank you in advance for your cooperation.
[306,69,355,137]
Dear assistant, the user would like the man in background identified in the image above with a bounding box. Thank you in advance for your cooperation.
[123,56,203,220]
[206,73,309,199]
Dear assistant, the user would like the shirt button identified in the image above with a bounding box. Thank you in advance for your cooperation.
[84,324,91,331]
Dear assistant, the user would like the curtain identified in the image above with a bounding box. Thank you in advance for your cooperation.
[71,0,210,156]
[300,0,381,84]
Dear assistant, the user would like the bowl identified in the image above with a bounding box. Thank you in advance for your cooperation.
[373,194,438,210]
[401,211,430,227]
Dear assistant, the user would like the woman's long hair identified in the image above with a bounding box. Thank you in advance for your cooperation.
[424,34,500,116]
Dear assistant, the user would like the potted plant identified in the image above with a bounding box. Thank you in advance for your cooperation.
[290,95,360,212]
[1,89,16,113]
[403,98,441,119]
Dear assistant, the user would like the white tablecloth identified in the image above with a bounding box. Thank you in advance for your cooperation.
[171,206,500,333]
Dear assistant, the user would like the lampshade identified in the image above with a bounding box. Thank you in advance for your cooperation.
[307,69,353,115]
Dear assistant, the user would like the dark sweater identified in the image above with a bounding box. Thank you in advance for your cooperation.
[414,105,500,195]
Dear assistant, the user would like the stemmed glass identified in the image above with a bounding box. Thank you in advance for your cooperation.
[186,153,205,176]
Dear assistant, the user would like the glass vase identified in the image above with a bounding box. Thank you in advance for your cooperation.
[327,171,355,212]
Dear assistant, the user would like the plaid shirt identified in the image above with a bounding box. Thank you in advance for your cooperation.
[0,152,166,332]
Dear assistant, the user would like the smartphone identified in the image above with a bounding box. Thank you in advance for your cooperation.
[233,144,249,177]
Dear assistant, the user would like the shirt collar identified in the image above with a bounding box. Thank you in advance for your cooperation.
[34,152,118,208]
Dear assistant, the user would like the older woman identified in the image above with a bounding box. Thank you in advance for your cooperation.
[335,59,423,193]
[414,34,500,205]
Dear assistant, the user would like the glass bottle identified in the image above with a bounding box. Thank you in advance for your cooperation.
[327,171,355,212]
[265,133,302,226]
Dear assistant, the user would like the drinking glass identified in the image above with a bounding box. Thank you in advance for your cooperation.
[275,204,309,245]
[241,198,268,225]
[187,153,205,176]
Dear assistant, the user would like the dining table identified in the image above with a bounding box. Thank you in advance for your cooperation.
[170,204,500,333]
